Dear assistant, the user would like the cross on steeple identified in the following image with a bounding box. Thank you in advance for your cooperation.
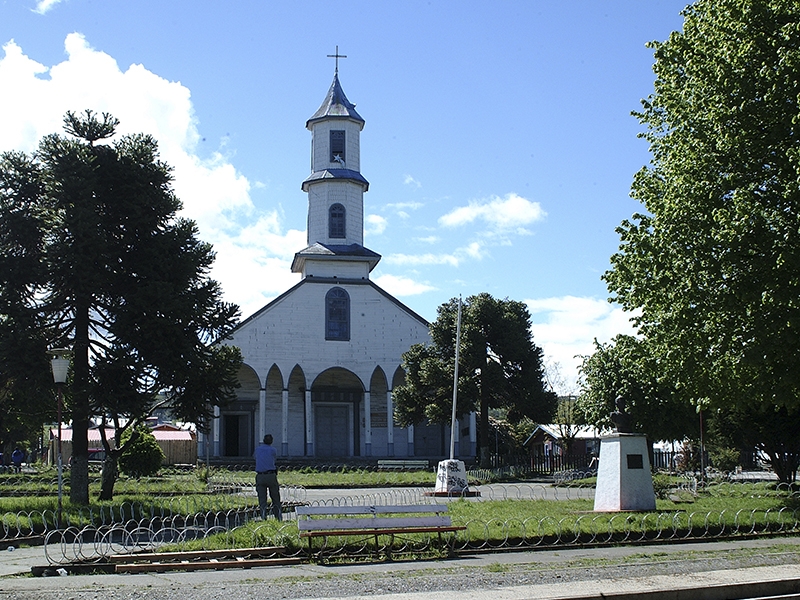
[327,45,347,75]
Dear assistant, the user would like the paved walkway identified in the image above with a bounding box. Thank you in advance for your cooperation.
[279,482,595,505]
[2,534,800,598]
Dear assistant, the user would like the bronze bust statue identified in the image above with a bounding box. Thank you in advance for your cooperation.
[610,396,634,433]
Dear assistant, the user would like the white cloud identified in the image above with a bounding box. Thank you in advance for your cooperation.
[0,41,62,151]
[0,34,294,318]
[373,274,436,297]
[385,241,486,267]
[235,212,305,259]
[525,296,638,395]
[33,0,63,15]
[386,252,460,267]
[210,239,302,318]
[462,242,485,260]
[403,174,422,188]
[386,201,422,220]
[415,235,440,244]
[386,201,423,211]
[365,214,387,236]
[439,192,546,233]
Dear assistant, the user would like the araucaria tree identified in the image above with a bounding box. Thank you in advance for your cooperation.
[603,0,800,481]
[0,110,242,501]
[393,293,557,467]
[0,153,53,454]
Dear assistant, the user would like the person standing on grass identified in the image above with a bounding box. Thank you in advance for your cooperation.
[11,447,23,473]
[254,434,281,520]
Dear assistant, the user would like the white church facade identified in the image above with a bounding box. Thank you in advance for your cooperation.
[203,71,478,462]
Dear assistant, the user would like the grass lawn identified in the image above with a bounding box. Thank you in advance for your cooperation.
[2,467,798,553]
[157,486,800,554]
[212,466,437,489]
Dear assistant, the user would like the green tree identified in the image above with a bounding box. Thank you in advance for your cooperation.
[603,1,800,482]
[577,336,698,447]
[394,293,557,467]
[708,404,800,481]
[0,152,54,456]
[0,110,242,501]
[117,425,165,479]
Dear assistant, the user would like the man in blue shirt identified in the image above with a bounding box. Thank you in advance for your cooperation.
[11,447,24,473]
[253,434,281,520]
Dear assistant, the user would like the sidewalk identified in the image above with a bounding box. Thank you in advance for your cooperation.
[0,543,44,578]
[2,535,800,599]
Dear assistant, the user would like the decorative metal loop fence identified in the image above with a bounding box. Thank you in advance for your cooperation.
[34,504,800,565]
[16,480,796,565]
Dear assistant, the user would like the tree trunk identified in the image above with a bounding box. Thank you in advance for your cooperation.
[98,455,118,500]
[69,299,91,505]
[767,450,799,484]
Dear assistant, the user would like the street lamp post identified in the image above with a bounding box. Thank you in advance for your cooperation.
[50,349,70,526]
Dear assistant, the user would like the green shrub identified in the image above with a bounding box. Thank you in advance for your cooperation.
[710,447,740,472]
[118,426,164,478]
[196,465,212,484]
[651,473,674,499]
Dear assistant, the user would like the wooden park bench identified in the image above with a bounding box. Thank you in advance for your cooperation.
[376,459,430,471]
[296,504,465,559]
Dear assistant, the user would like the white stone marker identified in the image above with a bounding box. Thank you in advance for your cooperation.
[434,459,469,494]
[593,433,656,512]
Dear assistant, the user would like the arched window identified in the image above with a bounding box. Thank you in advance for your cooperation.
[329,203,346,239]
[326,287,350,341]
[330,130,345,163]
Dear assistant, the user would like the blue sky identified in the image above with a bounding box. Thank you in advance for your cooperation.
[0,1,688,393]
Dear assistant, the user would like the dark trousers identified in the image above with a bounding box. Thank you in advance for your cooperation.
[256,472,281,520]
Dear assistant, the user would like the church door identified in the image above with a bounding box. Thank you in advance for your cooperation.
[222,414,251,457]
[315,404,350,457]
[223,415,240,456]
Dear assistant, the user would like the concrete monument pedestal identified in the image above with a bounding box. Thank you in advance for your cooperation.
[593,433,656,512]
[424,459,480,497]
[434,459,468,494]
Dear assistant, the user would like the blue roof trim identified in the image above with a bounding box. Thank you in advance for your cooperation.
[291,242,382,273]
[295,242,382,259]
[301,169,369,192]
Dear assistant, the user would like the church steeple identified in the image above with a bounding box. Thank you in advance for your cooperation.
[291,68,380,278]
[306,73,364,128]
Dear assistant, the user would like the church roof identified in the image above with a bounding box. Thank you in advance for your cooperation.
[228,276,429,336]
[301,168,369,192]
[306,74,364,127]
[291,242,381,273]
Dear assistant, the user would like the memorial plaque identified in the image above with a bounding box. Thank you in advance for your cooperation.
[626,454,644,469]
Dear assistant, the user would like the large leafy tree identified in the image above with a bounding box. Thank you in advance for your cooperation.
[577,335,698,446]
[394,293,557,466]
[0,110,242,501]
[709,403,800,482]
[603,1,800,481]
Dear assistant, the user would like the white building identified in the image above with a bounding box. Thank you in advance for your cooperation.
[204,71,477,462]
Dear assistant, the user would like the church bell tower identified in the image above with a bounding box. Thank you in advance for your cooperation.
[291,66,381,279]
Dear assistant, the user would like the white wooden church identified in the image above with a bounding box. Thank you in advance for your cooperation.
[202,70,478,462]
